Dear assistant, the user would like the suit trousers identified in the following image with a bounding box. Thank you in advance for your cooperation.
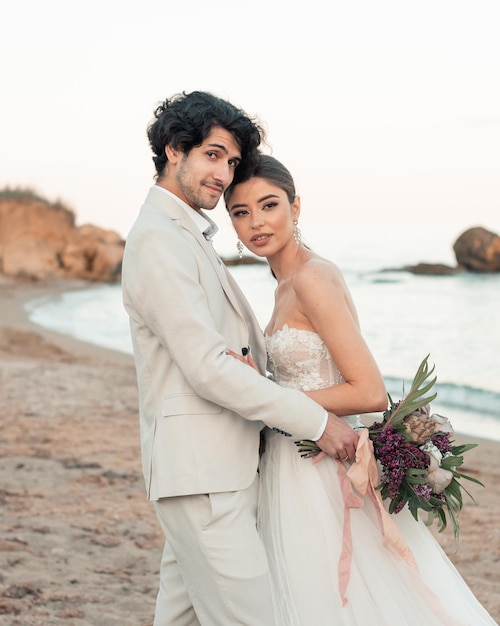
[152,474,275,626]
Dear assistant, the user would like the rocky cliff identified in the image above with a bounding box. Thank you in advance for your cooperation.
[0,194,124,282]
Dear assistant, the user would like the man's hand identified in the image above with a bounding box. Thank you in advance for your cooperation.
[315,413,359,462]
[225,349,260,374]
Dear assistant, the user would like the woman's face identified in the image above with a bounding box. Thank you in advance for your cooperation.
[227,177,300,258]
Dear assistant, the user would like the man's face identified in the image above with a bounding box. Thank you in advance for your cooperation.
[166,127,242,211]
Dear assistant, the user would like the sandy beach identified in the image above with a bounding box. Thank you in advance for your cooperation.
[0,276,499,625]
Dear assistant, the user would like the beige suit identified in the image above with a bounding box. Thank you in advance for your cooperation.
[122,186,325,624]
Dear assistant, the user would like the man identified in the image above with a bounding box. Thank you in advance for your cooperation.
[122,91,358,625]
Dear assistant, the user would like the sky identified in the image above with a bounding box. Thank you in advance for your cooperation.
[2,0,500,257]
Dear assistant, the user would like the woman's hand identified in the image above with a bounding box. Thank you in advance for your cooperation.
[225,349,260,374]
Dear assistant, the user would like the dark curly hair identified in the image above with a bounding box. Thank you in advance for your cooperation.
[147,91,265,180]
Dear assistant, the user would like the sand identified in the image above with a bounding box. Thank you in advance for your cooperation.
[0,276,499,625]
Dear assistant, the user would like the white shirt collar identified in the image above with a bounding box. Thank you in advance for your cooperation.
[155,185,218,240]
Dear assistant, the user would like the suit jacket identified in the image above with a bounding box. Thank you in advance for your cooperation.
[122,186,325,500]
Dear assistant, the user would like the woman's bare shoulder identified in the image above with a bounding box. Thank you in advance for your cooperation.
[293,255,345,290]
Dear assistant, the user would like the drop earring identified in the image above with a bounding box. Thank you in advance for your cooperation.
[293,220,302,245]
[237,239,244,259]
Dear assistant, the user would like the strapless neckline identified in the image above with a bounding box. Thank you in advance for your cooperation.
[266,323,319,340]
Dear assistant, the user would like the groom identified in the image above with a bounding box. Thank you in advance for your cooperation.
[122,90,358,625]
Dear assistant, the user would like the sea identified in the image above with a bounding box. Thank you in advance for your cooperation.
[24,218,500,442]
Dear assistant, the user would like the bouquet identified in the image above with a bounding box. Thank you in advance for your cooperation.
[296,355,484,538]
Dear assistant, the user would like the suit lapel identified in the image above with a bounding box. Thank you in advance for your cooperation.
[189,224,247,320]
[223,266,267,367]
[145,186,247,322]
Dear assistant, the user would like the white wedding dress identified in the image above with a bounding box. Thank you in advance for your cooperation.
[259,325,497,626]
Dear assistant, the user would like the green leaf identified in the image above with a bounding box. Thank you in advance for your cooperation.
[424,510,437,527]
[436,507,448,533]
[451,443,478,455]
[446,478,463,503]
[441,455,463,470]
[453,472,484,488]
[384,355,438,427]
[444,492,460,539]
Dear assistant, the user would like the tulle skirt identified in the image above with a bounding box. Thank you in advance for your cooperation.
[258,429,497,626]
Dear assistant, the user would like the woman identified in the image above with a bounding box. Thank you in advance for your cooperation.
[224,155,497,625]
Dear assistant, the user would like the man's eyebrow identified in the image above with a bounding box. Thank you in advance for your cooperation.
[207,142,228,153]
[206,143,241,161]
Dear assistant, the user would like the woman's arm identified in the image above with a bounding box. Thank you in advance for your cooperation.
[293,261,388,416]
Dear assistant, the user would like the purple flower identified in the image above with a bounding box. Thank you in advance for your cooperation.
[412,482,432,501]
[370,423,430,500]
[432,492,446,505]
[431,432,452,454]
[392,500,406,514]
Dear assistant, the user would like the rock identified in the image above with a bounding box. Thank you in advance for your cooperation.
[222,255,266,266]
[401,263,464,276]
[453,227,500,272]
[0,196,124,282]
[61,224,124,281]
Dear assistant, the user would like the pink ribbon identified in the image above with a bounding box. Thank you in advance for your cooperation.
[337,428,417,605]
[336,429,460,624]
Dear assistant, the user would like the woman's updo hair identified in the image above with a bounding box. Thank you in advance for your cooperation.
[224,154,296,207]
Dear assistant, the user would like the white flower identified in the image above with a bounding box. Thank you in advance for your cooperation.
[430,413,454,436]
[427,455,454,493]
[420,441,443,464]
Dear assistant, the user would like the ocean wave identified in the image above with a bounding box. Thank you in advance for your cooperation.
[384,377,499,418]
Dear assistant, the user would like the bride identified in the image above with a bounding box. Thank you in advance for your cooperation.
[224,155,497,625]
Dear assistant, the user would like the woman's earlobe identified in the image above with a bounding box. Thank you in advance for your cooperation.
[292,195,301,220]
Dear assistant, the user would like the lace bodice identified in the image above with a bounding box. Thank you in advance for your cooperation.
[265,324,345,392]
